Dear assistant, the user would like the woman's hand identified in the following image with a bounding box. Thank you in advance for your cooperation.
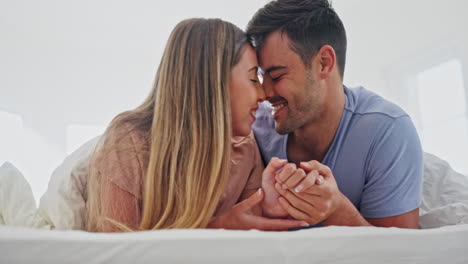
[261,158,290,218]
[207,188,309,231]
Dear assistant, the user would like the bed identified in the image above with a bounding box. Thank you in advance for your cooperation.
[1,224,467,263]
[1,137,468,263]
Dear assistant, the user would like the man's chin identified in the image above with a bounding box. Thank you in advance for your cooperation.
[275,122,292,135]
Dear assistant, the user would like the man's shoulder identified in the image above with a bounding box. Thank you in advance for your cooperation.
[345,86,408,121]
[338,86,420,159]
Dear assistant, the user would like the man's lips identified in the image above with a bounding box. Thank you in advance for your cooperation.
[272,102,287,117]
[268,97,288,118]
[268,96,287,105]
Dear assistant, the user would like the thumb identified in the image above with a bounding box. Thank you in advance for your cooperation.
[238,188,264,210]
[264,157,287,178]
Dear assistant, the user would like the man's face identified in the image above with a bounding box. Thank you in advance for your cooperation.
[258,31,324,135]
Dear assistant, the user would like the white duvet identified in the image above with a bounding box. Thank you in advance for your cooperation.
[1,137,468,263]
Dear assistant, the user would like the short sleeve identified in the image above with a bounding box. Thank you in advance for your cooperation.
[94,123,149,200]
[91,122,149,231]
[360,115,423,218]
[243,133,264,191]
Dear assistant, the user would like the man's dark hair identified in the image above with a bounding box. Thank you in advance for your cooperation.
[247,0,347,79]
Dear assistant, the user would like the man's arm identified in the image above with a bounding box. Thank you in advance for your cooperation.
[366,209,419,228]
[275,116,423,228]
[274,159,420,228]
[321,190,419,228]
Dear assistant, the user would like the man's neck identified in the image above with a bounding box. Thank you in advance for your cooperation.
[288,84,345,164]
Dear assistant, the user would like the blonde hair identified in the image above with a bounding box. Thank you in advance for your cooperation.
[86,18,249,231]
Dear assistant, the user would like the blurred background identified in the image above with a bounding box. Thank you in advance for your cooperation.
[1,0,467,201]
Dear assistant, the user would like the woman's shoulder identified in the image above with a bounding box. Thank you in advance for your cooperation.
[92,119,151,175]
[99,120,150,153]
[231,131,258,159]
[91,119,150,199]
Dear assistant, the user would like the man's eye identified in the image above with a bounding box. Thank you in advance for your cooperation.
[271,74,283,82]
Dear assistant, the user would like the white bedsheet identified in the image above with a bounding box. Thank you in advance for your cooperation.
[1,224,467,264]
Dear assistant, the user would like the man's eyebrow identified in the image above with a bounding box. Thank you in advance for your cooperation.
[262,66,287,74]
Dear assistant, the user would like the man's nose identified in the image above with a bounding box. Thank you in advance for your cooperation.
[262,77,276,100]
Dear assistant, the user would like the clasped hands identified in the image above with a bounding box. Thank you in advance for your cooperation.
[208,158,346,231]
[262,157,346,226]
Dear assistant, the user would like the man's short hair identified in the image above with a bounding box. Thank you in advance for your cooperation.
[247,0,347,79]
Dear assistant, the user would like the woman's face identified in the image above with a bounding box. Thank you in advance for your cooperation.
[230,44,265,137]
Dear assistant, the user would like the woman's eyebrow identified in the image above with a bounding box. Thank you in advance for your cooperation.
[248,66,258,72]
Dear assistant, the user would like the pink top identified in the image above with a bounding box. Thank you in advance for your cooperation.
[90,122,264,231]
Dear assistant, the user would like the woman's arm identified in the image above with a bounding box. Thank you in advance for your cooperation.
[98,174,141,232]
[89,123,148,232]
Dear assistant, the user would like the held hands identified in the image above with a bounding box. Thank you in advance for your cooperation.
[260,158,290,218]
[207,188,309,231]
[264,158,347,225]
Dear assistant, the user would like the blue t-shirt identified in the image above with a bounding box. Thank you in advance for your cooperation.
[253,86,423,218]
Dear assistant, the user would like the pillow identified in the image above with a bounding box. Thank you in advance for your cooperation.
[419,152,468,228]
[36,136,100,230]
[0,162,42,227]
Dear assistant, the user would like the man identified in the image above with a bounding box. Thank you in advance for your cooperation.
[247,0,423,228]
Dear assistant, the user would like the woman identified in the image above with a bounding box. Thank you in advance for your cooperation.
[86,18,307,232]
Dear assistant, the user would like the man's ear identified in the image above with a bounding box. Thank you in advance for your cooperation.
[315,45,336,80]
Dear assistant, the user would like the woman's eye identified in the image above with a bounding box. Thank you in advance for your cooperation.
[250,79,259,83]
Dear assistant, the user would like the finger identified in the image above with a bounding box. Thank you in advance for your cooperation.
[276,163,297,184]
[277,197,315,225]
[300,161,332,178]
[283,168,307,190]
[316,175,325,185]
[293,170,320,193]
[294,192,329,212]
[238,188,264,210]
[276,185,321,217]
[295,178,332,197]
[274,167,283,177]
[264,157,287,178]
[250,216,310,231]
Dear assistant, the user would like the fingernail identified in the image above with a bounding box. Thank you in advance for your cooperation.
[281,159,288,163]
[282,184,288,190]
[294,185,303,193]
[313,170,319,177]
[257,188,262,196]
[301,222,310,227]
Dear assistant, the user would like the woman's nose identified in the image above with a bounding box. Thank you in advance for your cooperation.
[257,83,266,103]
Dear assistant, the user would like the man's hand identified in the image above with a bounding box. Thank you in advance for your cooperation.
[207,188,310,231]
[275,160,368,226]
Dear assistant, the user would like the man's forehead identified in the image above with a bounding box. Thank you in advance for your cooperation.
[258,31,294,71]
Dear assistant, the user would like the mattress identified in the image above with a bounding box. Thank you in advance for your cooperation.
[1,224,467,264]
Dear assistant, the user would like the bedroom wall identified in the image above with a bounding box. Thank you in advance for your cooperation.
[1,0,467,200]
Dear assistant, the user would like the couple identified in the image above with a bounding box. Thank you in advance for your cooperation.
[87,0,423,232]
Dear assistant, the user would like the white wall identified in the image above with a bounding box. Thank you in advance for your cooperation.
[1,0,467,200]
